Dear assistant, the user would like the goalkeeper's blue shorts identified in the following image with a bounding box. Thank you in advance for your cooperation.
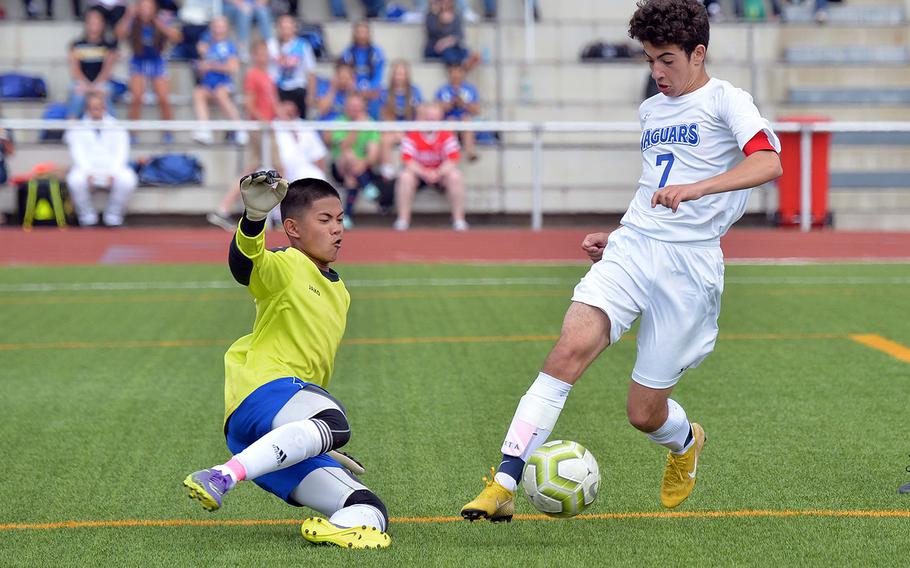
[225,377,343,505]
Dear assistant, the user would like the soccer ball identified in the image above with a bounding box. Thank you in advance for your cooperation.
[521,440,600,518]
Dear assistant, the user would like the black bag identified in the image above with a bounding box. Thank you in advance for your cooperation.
[17,176,75,228]
[580,41,636,62]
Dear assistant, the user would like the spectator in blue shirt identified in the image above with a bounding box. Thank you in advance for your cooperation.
[339,20,385,104]
[315,60,360,124]
[378,60,422,179]
[435,61,479,161]
[191,16,248,146]
[116,0,182,142]
[268,14,318,118]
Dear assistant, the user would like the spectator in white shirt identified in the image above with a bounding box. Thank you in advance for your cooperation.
[274,100,328,183]
[65,92,138,227]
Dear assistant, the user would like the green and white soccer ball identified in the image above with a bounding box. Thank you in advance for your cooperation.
[521,440,600,518]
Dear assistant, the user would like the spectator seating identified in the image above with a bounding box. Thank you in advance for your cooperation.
[1,0,910,227]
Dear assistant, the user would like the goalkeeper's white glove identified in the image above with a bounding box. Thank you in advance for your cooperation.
[239,170,289,221]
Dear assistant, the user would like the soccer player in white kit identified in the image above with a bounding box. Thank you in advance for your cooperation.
[462,0,783,521]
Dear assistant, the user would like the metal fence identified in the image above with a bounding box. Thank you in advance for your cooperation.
[3,118,910,231]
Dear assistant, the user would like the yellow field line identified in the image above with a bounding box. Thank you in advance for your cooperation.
[0,333,858,352]
[719,333,844,340]
[2,509,909,531]
[357,290,569,300]
[849,334,910,364]
[343,335,560,346]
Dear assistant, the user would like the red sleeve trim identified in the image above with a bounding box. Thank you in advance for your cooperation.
[743,131,776,156]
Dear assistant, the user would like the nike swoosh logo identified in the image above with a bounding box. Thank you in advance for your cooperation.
[688,456,698,479]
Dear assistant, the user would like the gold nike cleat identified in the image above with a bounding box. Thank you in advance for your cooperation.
[300,517,391,549]
[660,422,706,509]
[460,467,515,522]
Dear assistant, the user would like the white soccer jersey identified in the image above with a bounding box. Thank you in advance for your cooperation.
[620,78,780,244]
[274,123,328,182]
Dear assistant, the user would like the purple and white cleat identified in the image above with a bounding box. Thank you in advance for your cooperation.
[183,469,233,512]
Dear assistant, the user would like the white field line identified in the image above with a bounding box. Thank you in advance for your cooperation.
[0,277,568,293]
[1,275,910,293]
[726,258,910,265]
[724,276,910,285]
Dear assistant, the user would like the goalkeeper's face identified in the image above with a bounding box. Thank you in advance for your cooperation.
[287,196,345,269]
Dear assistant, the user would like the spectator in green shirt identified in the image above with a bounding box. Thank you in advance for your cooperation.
[330,93,380,229]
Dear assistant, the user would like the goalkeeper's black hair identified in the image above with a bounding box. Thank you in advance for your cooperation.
[280,178,341,220]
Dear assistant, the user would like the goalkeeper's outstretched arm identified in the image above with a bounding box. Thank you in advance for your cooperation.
[227,171,291,297]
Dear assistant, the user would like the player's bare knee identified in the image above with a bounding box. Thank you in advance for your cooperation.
[542,343,586,381]
[543,332,607,382]
[312,408,350,450]
[626,403,664,432]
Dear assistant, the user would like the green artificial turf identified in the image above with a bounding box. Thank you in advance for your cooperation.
[0,262,909,566]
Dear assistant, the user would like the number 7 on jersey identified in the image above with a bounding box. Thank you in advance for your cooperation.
[656,153,675,189]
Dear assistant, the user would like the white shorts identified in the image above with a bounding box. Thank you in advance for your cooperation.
[571,226,725,390]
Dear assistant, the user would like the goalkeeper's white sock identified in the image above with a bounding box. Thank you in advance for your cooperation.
[228,419,330,480]
[496,372,573,491]
[646,399,693,454]
[329,504,387,532]
[214,462,242,489]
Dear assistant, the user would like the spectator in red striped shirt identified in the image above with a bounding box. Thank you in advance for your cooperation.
[394,102,468,232]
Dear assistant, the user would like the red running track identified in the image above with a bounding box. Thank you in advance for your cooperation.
[0,226,908,266]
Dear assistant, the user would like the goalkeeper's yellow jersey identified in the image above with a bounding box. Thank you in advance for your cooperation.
[223,222,350,424]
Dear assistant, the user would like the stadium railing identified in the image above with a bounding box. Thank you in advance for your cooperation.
[3,118,910,232]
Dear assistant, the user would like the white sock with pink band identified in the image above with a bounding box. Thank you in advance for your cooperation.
[213,458,246,489]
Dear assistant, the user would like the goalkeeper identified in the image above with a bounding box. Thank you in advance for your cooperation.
[183,172,391,549]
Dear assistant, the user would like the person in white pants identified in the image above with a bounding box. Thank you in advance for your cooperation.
[65,92,138,227]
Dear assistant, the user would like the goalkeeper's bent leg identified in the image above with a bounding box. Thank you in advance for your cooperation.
[220,387,351,483]
[294,467,391,548]
[227,410,348,481]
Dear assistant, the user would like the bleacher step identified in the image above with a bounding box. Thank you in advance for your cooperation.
[782,5,906,25]
[832,132,910,145]
[783,45,909,64]
[830,171,910,188]
[788,87,910,104]
[832,212,910,231]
